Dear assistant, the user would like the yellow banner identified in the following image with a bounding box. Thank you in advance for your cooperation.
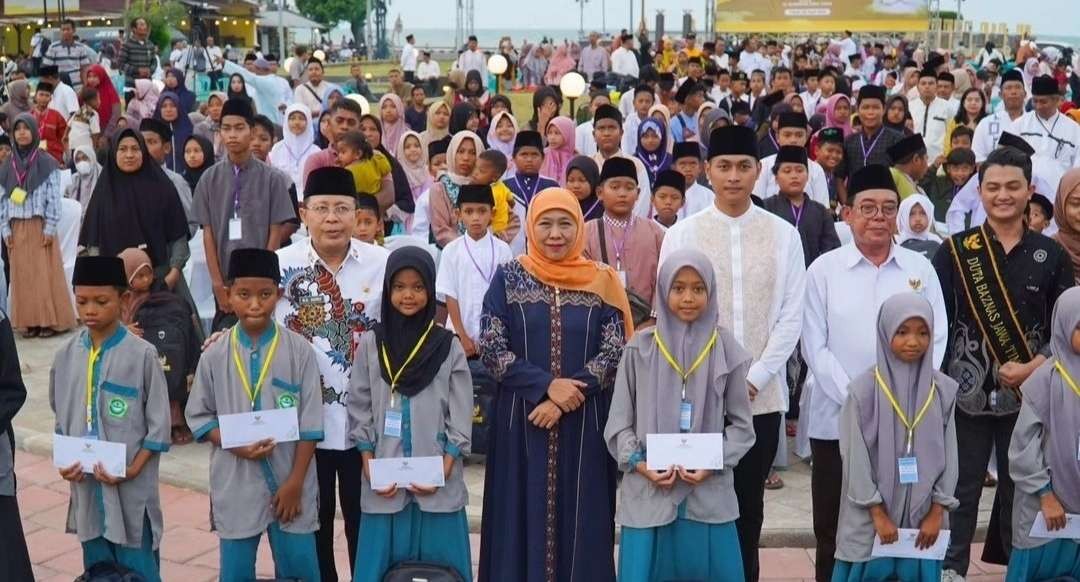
[715,0,929,33]
[4,0,80,17]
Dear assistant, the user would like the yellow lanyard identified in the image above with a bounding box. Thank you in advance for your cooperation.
[874,367,936,455]
[85,344,102,434]
[230,324,280,408]
[1055,360,1080,398]
[655,330,718,400]
[380,320,435,397]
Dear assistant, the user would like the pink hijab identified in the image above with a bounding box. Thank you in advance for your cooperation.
[541,116,576,186]
[545,45,577,85]
[378,93,407,157]
[822,94,853,137]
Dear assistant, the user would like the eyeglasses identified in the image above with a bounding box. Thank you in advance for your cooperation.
[856,203,899,218]
[306,204,356,217]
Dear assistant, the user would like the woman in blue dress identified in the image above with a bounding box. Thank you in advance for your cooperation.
[1007,287,1080,581]
[478,187,632,582]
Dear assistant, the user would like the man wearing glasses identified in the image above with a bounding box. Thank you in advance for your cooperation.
[934,147,1075,581]
[801,163,947,582]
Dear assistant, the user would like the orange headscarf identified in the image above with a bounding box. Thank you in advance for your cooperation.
[517,188,635,337]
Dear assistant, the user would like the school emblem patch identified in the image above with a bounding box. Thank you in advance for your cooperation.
[277,393,297,409]
[108,397,128,418]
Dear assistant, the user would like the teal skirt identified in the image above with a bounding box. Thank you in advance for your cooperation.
[353,504,472,582]
[1006,540,1080,582]
[618,517,743,582]
[831,557,941,582]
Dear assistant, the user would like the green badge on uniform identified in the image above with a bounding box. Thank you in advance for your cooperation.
[277,393,297,409]
[108,397,128,418]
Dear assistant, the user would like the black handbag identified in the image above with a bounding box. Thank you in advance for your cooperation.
[596,218,653,327]
[382,561,466,582]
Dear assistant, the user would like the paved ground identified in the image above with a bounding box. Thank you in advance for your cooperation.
[12,331,1004,580]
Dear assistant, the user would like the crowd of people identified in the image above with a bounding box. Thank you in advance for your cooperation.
[0,15,1079,582]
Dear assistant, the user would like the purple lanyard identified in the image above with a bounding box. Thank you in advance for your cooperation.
[11,150,38,187]
[606,216,634,268]
[790,202,805,228]
[463,235,495,283]
[768,131,779,151]
[231,165,243,216]
[517,175,542,205]
[860,128,884,161]
[582,198,602,218]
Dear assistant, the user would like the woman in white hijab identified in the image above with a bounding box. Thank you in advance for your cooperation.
[268,103,320,199]
[896,194,941,260]
[64,144,102,218]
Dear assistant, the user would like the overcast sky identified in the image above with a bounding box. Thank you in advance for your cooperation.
[395,0,1072,38]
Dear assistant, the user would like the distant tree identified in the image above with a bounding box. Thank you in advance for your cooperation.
[296,0,368,47]
[126,0,187,53]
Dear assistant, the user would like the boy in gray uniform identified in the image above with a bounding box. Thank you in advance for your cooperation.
[51,256,171,581]
[186,247,324,582]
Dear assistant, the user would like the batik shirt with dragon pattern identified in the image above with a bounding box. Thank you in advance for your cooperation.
[275,238,390,449]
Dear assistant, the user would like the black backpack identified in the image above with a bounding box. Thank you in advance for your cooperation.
[469,361,496,456]
[133,292,200,399]
[75,561,148,582]
[382,561,466,582]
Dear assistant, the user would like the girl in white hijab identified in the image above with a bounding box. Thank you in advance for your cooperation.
[896,194,941,260]
[268,103,319,199]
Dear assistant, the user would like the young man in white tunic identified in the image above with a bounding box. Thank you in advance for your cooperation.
[972,69,1028,163]
[801,163,948,582]
[909,67,952,164]
[273,167,389,581]
[754,111,830,207]
[658,124,805,582]
[1008,74,1080,174]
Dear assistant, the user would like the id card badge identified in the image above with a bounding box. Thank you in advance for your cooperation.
[617,270,627,287]
[228,218,243,241]
[898,456,919,484]
[679,400,693,432]
[383,409,403,438]
[9,187,27,205]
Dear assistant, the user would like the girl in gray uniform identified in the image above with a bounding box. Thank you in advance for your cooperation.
[186,248,324,582]
[832,293,959,582]
[52,256,171,581]
[604,249,756,581]
[349,246,474,581]
[1007,287,1080,581]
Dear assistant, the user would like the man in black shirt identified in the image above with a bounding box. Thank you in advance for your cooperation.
[933,146,1075,579]
[844,84,904,173]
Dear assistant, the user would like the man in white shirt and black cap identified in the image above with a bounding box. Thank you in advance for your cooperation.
[909,67,952,163]
[755,111,831,207]
[802,163,947,582]
[973,69,1028,162]
[1008,74,1080,173]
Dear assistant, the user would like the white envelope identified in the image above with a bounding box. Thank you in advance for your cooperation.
[369,456,446,490]
[1030,512,1080,539]
[871,528,951,560]
[646,433,724,471]
[219,407,299,449]
[53,435,127,478]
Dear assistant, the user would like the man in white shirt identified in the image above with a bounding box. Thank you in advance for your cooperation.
[575,91,610,157]
[275,167,389,582]
[659,125,805,582]
[937,71,960,117]
[1008,74,1080,173]
[38,65,78,120]
[293,57,330,117]
[590,104,652,218]
[621,84,655,155]
[610,34,640,79]
[755,112,830,206]
[400,33,419,83]
[972,69,1027,162]
[909,67,951,162]
[738,40,772,79]
[838,31,858,59]
[416,51,441,95]
[455,35,485,76]
[799,70,823,117]
[802,163,947,582]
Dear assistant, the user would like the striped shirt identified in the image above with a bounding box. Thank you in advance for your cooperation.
[119,37,157,78]
[42,41,93,92]
[0,170,62,238]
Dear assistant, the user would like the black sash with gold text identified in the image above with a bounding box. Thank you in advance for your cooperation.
[948,225,1033,365]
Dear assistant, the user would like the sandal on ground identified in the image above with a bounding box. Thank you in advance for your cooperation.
[38,328,56,338]
[983,472,997,487]
[764,472,785,490]
[20,327,39,338]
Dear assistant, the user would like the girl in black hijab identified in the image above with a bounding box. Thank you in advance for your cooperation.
[226,73,254,111]
[449,102,480,135]
[528,85,562,131]
[565,155,603,221]
[180,134,215,192]
[79,129,190,285]
[314,110,333,149]
[358,114,416,233]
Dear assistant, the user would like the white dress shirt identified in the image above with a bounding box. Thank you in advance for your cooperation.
[417,60,441,81]
[274,237,389,450]
[575,121,597,157]
[800,90,822,117]
[435,231,513,341]
[972,109,1019,162]
[681,182,714,219]
[400,42,418,72]
[754,155,831,207]
[1008,111,1080,173]
[48,81,79,120]
[802,243,947,440]
[660,203,805,415]
[611,47,640,78]
[909,97,952,161]
[456,49,486,75]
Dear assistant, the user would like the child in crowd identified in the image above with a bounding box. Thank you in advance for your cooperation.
[505,130,559,254]
[814,127,847,209]
[0,134,11,164]
[604,249,755,582]
[832,293,958,582]
[437,183,513,360]
[349,247,473,582]
[671,142,714,218]
[924,147,976,226]
[407,136,449,239]
[731,101,752,128]
[896,194,943,259]
[761,146,840,267]
[565,155,603,221]
[52,256,171,582]
[583,156,665,324]
[338,129,392,195]
[31,82,67,163]
[471,149,519,243]
[353,195,384,245]
[651,169,686,228]
[68,87,102,155]
[1006,287,1080,581]
[887,134,931,201]
[186,248,323,582]
[249,114,275,162]
[1025,193,1054,234]
[486,111,518,179]
[948,125,973,152]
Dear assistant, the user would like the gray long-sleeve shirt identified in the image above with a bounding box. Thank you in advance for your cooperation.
[1009,401,1057,550]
